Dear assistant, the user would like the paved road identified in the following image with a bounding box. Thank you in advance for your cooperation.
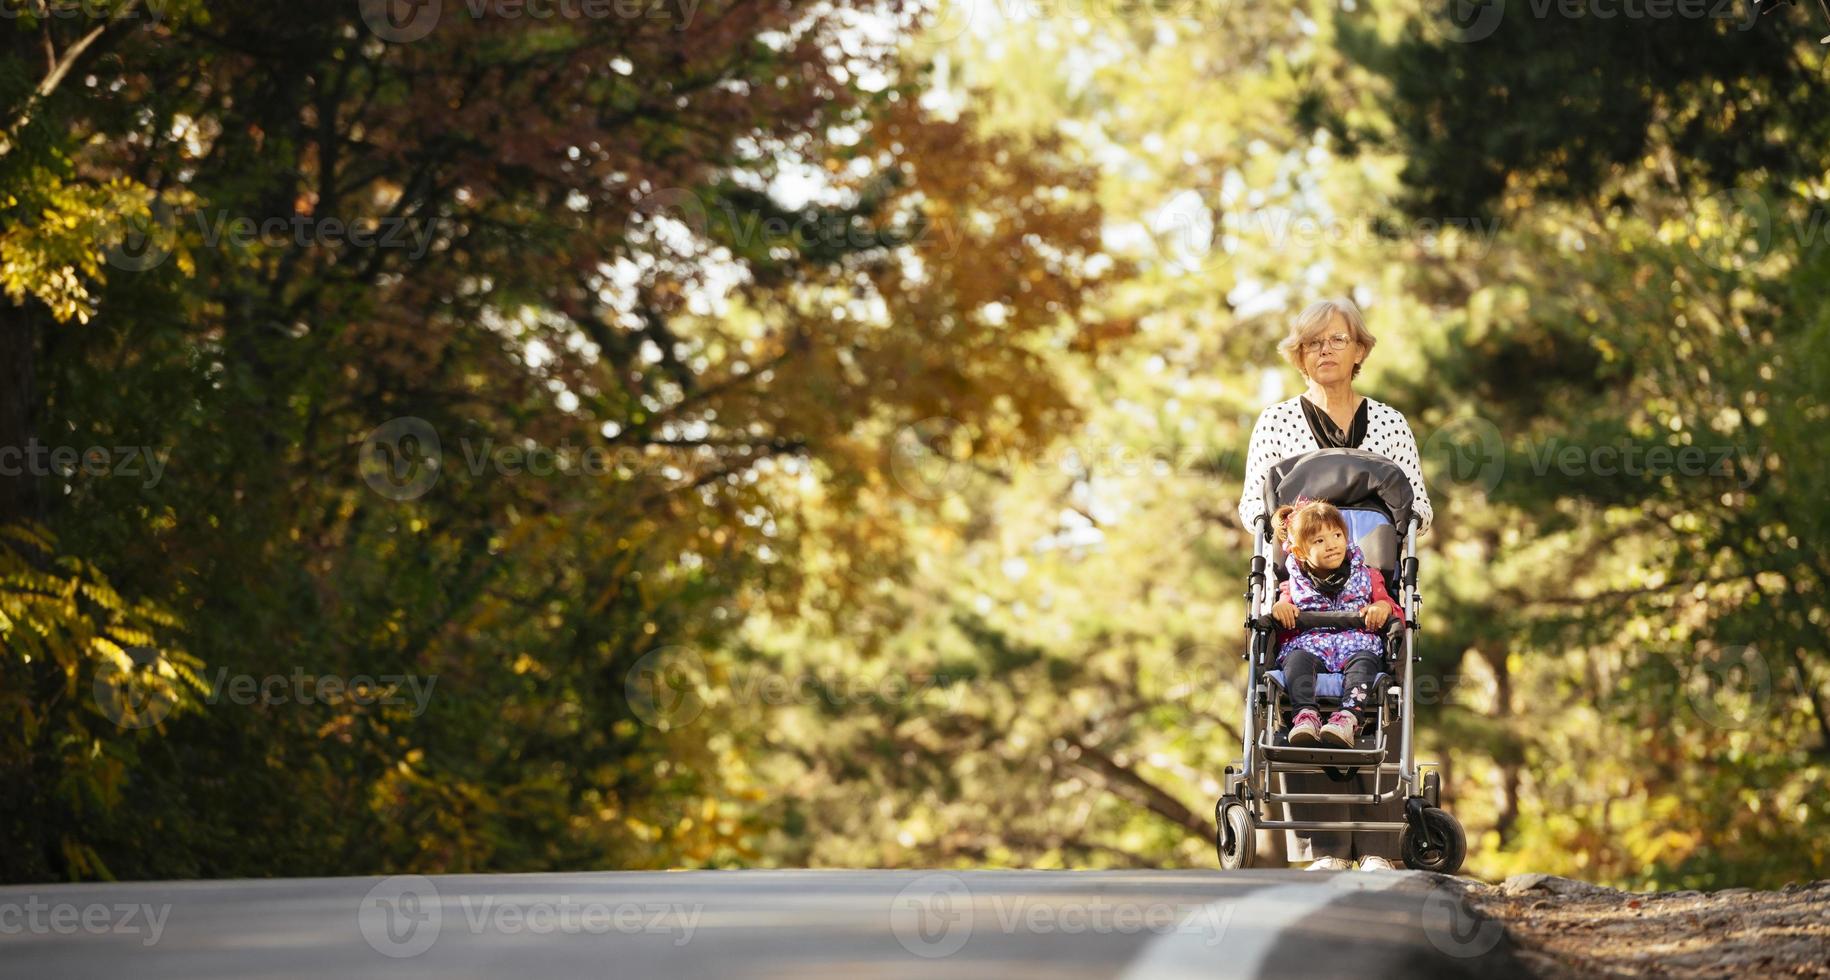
[0,869,1529,978]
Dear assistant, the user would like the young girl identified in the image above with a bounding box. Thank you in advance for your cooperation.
[1270,497,1404,748]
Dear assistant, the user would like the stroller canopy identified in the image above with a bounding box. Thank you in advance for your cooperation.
[1260,448,1415,537]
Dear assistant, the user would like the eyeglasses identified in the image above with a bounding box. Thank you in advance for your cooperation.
[1301,333,1353,354]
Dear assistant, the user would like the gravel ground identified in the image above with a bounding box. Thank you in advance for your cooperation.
[1427,872,1830,978]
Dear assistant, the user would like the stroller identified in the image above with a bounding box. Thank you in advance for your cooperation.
[1215,448,1466,873]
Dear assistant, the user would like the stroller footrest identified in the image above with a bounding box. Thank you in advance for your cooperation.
[1264,789,1397,804]
[1261,741,1386,766]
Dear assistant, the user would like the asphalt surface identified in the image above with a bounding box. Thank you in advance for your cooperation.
[0,868,1531,978]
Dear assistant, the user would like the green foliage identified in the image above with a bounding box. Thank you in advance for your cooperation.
[0,522,205,880]
[3,0,1823,890]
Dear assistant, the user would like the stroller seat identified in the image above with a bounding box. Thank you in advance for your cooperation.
[1264,668,1393,703]
[1261,503,1404,716]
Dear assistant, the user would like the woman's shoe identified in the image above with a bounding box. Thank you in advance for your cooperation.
[1288,708,1323,746]
[1357,855,1396,871]
[1305,856,1353,871]
[1320,710,1358,747]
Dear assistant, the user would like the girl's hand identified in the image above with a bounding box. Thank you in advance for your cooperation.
[1361,603,1390,630]
[1272,600,1298,629]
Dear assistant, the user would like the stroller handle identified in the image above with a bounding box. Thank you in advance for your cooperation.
[1252,610,1397,632]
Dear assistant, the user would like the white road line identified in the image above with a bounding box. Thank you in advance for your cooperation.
[1119,872,1413,980]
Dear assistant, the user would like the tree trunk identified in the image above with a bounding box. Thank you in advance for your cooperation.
[0,300,40,526]
[1485,643,1519,843]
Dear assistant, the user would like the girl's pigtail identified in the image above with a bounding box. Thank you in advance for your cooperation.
[1271,504,1297,547]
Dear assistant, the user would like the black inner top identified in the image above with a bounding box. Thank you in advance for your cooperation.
[1299,394,1368,450]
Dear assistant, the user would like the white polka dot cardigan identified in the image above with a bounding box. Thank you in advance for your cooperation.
[1235,395,1434,538]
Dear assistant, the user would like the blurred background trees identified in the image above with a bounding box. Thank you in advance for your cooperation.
[2,0,1823,888]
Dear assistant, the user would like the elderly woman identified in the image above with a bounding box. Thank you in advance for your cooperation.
[1235,296,1434,872]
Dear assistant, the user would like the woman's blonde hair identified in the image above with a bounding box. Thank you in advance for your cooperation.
[1276,298,1376,380]
[1273,499,1347,558]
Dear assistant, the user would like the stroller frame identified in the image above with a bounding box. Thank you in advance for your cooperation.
[1215,492,1466,873]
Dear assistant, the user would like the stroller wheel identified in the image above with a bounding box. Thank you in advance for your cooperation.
[1216,800,1256,870]
[1400,806,1466,874]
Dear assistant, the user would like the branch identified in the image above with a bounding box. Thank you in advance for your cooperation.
[1057,733,1213,840]
[1,1,141,157]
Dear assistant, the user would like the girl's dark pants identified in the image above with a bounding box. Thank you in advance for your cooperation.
[1279,648,1381,723]
[1275,648,1402,862]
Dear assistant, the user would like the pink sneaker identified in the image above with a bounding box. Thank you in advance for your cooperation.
[1288,708,1323,746]
[1320,710,1358,747]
